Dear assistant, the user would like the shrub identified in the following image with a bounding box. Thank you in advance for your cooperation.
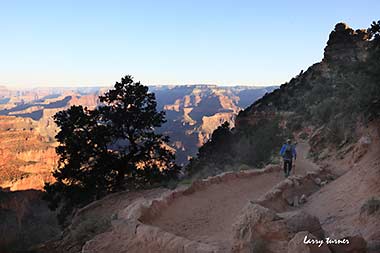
[361,197,380,215]
[44,75,179,224]
[250,238,268,253]
[299,132,309,140]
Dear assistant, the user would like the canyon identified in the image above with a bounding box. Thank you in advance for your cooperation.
[1,21,380,253]
[36,22,380,253]
[0,85,275,191]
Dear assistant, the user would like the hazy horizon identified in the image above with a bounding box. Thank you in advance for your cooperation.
[1,1,379,87]
[1,83,279,90]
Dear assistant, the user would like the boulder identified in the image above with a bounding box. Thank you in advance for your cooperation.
[232,203,290,253]
[282,211,325,239]
[327,235,367,253]
[300,194,307,204]
[293,196,300,207]
[359,135,372,145]
[232,203,325,253]
[352,135,372,163]
[324,23,370,63]
[314,177,322,186]
[256,171,329,212]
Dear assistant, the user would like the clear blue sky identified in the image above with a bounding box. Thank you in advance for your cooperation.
[1,0,379,87]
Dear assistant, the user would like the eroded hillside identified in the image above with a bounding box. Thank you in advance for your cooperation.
[31,22,380,253]
[187,22,380,179]
[152,85,276,164]
[0,85,274,252]
[0,85,274,191]
[1,21,379,253]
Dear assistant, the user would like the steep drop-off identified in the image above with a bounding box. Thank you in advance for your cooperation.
[0,85,274,191]
[187,22,379,179]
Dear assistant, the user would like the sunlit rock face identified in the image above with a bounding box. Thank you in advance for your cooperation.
[236,23,373,130]
[0,85,275,190]
[0,116,56,190]
[151,85,277,165]
[324,23,370,63]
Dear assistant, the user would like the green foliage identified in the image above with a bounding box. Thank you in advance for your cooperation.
[325,119,347,145]
[250,238,268,253]
[361,197,380,215]
[178,178,193,185]
[238,164,252,171]
[186,122,234,177]
[44,75,179,224]
[187,20,380,177]
[187,118,286,178]
[369,20,380,43]
[236,117,285,167]
[282,21,380,145]
[286,115,303,131]
[299,132,309,140]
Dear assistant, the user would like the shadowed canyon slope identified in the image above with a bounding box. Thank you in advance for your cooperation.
[0,85,275,190]
[0,85,275,251]
[1,22,380,253]
[39,22,380,253]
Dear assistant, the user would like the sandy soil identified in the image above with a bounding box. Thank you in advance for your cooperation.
[302,131,380,240]
[146,142,317,249]
[62,125,380,253]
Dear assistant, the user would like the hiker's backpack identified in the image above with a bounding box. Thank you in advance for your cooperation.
[284,144,293,159]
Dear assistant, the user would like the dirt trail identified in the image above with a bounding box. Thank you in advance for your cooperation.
[146,142,318,250]
[301,134,380,240]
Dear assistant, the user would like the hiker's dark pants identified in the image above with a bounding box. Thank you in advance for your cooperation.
[283,159,292,175]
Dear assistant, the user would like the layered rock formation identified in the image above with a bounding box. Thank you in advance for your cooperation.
[40,133,379,253]
[152,85,276,164]
[0,116,56,191]
[324,23,370,63]
[237,22,373,127]
[0,85,275,192]
[3,22,379,253]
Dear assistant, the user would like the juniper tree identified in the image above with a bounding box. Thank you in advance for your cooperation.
[44,75,178,224]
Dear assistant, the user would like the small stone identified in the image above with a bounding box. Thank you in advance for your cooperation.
[320,181,328,187]
[359,135,372,145]
[300,194,307,204]
[293,196,299,207]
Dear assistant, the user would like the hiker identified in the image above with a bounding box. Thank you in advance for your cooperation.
[280,139,297,177]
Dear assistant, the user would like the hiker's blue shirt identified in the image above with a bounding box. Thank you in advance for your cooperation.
[280,144,297,160]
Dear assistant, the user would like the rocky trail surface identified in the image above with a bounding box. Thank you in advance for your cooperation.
[75,142,335,253]
[41,130,380,253]
[144,142,316,250]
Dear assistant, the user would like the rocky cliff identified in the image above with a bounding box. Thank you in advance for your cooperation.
[0,85,275,193]
[186,21,380,182]
[238,22,375,124]
[0,116,56,190]
[45,22,380,253]
[4,22,379,253]
[0,85,275,252]
[181,21,380,251]
[152,85,276,164]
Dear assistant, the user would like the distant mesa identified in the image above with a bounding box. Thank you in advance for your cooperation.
[0,84,276,191]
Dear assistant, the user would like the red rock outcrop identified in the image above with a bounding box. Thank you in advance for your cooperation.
[0,116,57,190]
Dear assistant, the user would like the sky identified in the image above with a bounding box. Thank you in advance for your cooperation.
[0,1,379,88]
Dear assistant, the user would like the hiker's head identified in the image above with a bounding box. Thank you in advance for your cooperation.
[287,139,291,144]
